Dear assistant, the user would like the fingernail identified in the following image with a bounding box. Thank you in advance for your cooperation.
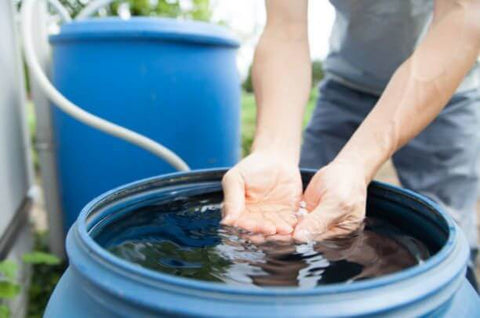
[294,229,311,242]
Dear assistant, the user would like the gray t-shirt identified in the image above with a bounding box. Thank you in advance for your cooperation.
[324,0,480,95]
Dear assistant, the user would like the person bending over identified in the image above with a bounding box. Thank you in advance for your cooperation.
[222,0,480,259]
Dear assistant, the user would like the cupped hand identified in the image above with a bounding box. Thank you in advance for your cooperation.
[221,151,302,235]
[293,161,368,242]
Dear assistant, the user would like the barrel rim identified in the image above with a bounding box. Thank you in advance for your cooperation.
[70,168,466,298]
[49,17,240,48]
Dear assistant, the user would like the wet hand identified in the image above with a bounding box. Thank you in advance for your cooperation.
[293,161,368,242]
[221,151,302,235]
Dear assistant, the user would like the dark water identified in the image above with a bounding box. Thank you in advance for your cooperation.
[93,193,431,288]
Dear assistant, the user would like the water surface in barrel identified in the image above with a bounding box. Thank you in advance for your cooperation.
[94,192,431,288]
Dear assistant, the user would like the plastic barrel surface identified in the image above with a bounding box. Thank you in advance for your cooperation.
[50,18,240,231]
[44,169,480,318]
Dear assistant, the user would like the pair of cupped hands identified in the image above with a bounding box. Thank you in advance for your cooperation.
[221,151,368,242]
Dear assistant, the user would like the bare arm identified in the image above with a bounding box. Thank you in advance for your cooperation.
[221,1,310,235]
[294,0,480,241]
[252,0,310,162]
[337,0,480,182]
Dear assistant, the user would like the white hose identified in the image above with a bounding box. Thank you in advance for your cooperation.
[76,0,115,20]
[21,0,190,171]
[47,0,72,22]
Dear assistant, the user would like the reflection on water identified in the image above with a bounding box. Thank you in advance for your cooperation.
[94,196,430,288]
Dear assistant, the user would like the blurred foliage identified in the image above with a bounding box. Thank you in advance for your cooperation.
[55,0,211,20]
[0,260,20,318]
[27,102,39,172]
[23,62,30,97]
[0,306,8,318]
[19,0,212,94]
[26,233,66,318]
[0,262,17,281]
[240,92,255,155]
[242,59,324,94]
[22,252,61,266]
[0,233,66,318]
[0,281,20,300]
[242,65,253,93]
[311,59,324,87]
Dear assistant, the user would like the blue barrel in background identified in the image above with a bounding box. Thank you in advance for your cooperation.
[49,18,241,231]
[44,169,480,317]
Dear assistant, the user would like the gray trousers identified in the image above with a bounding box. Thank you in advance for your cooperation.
[300,78,480,249]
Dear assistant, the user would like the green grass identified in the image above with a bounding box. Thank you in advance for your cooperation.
[241,88,318,156]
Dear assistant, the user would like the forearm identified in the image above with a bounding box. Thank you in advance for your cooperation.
[252,10,311,163]
[336,0,480,182]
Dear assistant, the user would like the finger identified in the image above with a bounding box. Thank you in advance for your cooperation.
[278,209,298,227]
[263,210,294,235]
[293,205,334,242]
[303,177,322,212]
[265,234,294,243]
[246,234,267,245]
[294,209,364,242]
[309,225,354,241]
[274,219,294,235]
[235,214,276,235]
[238,232,266,245]
[221,169,245,225]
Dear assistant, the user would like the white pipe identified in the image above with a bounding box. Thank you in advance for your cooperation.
[47,0,71,22]
[21,0,190,172]
[76,0,115,20]
[29,0,66,257]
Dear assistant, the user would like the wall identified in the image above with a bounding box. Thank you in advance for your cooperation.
[0,1,34,317]
[0,0,33,240]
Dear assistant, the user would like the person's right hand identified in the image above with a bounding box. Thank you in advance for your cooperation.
[221,151,302,235]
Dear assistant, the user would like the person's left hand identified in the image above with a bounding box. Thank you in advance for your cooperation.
[293,161,368,242]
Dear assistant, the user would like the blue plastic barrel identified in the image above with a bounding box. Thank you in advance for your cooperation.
[44,169,480,317]
[49,18,240,231]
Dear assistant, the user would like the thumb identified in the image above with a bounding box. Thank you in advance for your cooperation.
[303,174,323,212]
[221,169,245,225]
[294,203,363,242]
[293,206,334,242]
